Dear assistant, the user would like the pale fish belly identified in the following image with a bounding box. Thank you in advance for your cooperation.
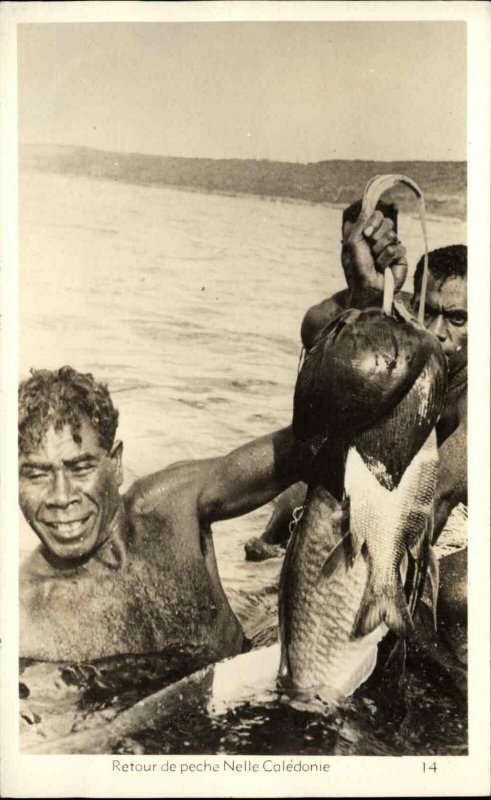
[345,429,439,592]
[280,487,386,703]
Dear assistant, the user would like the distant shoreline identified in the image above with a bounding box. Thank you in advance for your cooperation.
[20,143,467,222]
[21,165,465,228]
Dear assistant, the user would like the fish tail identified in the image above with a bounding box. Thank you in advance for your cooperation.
[354,572,414,638]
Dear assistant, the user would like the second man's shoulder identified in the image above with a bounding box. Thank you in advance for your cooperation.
[300,290,351,351]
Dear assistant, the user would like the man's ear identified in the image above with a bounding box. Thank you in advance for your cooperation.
[110,440,124,486]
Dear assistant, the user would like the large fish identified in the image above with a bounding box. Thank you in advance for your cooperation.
[279,305,447,700]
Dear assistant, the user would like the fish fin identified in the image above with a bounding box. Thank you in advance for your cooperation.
[426,547,440,631]
[406,515,433,617]
[354,576,414,638]
[278,534,297,654]
[319,534,348,579]
[340,495,364,563]
[343,625,387,697]
[278,644,290,679]
[319,498,356,579]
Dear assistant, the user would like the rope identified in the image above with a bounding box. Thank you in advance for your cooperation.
[361,174,430,319]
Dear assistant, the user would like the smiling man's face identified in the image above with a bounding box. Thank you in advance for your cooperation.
[19,418,123,561]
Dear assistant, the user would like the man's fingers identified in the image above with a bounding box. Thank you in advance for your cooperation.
[366,218,395,247]
[371,229,399,257]
[376,243,407,270]
[376,245,408,292]
[362,210,384,238]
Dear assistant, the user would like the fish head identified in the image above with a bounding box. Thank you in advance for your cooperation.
[293,308,447,482]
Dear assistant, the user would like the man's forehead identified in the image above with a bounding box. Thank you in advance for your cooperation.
[426,274,467,303]
[20,420,103,460]
[428,272,467,290]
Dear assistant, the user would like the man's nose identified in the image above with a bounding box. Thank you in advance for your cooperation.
[45,470,78,508]
[428,314,447,342]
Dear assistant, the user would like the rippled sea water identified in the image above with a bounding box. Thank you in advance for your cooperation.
[19,170,467,754]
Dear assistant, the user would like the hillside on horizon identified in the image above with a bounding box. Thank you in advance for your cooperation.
[20,143,466,220]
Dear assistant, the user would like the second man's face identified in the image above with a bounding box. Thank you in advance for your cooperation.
[414,274,467,374]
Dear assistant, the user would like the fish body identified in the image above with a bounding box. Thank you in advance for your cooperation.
[347,429,438,637]
[279,485,387,703]
[280,308,447,699]
[348,348,443,636]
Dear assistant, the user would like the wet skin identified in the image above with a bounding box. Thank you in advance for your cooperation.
[20,422,299,663]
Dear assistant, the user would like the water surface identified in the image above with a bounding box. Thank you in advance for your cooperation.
[19,171,467,754]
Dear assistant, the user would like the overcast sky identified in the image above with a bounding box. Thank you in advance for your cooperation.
[18,22,466,163]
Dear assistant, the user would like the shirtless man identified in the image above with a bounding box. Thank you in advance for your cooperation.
[245,202,467,562]
[19,366,302,664]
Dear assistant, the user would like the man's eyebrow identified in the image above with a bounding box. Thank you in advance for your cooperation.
[20,461,52,471]
[62,453,98,467]
[444,305,467,314]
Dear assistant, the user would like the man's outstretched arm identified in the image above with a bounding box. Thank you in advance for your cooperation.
[197,427,301,525]
[126,427,302,526]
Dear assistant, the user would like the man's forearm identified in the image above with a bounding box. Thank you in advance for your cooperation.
[198,427,302,524]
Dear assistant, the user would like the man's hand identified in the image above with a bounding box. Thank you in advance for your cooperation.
[342,209,408,300]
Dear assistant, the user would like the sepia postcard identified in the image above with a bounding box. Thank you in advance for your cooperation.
[1,1,489,797]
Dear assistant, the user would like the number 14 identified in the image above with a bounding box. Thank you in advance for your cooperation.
[423,762,437,773]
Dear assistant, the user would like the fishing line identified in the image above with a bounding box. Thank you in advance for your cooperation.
[288,505,305,536]
[416,195,429,324]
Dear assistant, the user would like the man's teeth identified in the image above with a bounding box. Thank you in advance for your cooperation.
[48,519,87,533]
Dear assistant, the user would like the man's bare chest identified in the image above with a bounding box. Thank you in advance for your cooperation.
[20,551,217,662]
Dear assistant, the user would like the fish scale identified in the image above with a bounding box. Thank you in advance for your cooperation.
[281,379,441,699]
[279,487,387,702]
[345,430,438,623]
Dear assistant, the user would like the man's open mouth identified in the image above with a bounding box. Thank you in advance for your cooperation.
[43,514,93,541]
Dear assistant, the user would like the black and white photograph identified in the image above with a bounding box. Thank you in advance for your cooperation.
[1,1,490,797]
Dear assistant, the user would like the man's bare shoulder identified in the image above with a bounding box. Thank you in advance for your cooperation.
[124,457,211,519]
[301,290,350,350]
[306,290,351,320]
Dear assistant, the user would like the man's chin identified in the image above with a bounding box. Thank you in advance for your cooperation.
[43,538,97,562]
[38,522,99,561]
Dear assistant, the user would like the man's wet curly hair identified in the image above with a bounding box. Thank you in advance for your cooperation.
[414,245,467,294]
[19,366,119,455]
